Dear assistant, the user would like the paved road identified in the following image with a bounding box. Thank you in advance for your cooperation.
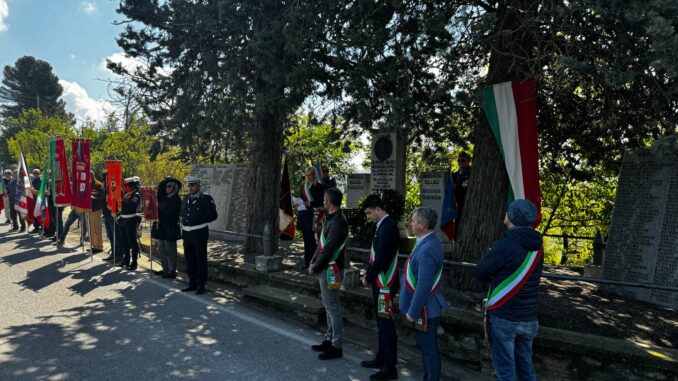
[0,224,430,381]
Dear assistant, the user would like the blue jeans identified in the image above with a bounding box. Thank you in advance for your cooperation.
[489,315,539,381]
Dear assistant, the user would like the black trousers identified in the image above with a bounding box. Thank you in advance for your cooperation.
[301,228,317,266]
[183,228,208,288]
[371,283,398,369]
[120,219,139,265]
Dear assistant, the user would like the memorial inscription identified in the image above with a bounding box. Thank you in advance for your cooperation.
[602,139,678,308]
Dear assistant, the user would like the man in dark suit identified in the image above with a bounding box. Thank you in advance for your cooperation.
[400,207,449,381]
[360,194,400,381]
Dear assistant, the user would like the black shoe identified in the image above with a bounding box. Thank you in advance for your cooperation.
[115,261,127,267]
[195,286,205,295]
[10,227,18,232]
[103,255,114,261]
[162,273,177,279]
[311,340,332,352]
[318,345,342,360]
[154,270,164,276]
[128,262,137,271]
[19,227,26,232]
[182,286,197,292]
[370,368,398,381]
[51,236,58,242]
[92,248,103,254]
[361,358,384,369]
[29,228,40,234]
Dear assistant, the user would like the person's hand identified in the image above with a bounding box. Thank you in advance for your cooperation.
[361,277,368,287]
[406,314,414,322]
[307,266,314,275]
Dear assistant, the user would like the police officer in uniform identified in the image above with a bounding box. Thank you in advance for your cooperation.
[117,176,142,271]
[181,176,218,295]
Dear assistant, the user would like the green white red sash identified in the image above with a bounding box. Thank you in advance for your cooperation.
[484,248,542,311]
[319,228,346,290]
[301,182,313,202]
[403,239,443,331]
[370,243,398,318]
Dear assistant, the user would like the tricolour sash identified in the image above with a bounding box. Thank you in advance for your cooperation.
[370,244,398,319]
[482,248,542,344]
[301,182,313,202]
[403,240,443,332]
[318,228,346,290]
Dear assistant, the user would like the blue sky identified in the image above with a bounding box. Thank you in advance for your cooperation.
[0,0,131,124]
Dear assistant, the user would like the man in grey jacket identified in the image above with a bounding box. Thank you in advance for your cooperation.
[309,187,349,360]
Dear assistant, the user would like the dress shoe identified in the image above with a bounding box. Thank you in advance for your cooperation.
[10,227,18,232]
[29,228,40,234]
[92,248,103,254]
[195,286,205,295]
[18,227,26,232]
[154,270,164,276]
[51,236,58,242]
[182,286,198,292]
[128,262,138,271]
[311,340,332,352]
[370,368,398,380]
[318,345,343,360]
[162,273,177,279]
[361,358,383,369]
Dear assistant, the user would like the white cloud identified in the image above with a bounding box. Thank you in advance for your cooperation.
[0,0,9,32]
[81,1,96,15]
[103,52,173,77]
[59,80,116,124]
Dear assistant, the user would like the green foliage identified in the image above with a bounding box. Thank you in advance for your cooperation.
[284,114,365,190]
[538,168,616,266]
[6,109,75,169]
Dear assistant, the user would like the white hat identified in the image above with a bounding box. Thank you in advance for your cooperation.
[124,176,140,184]
[184,175,200,184]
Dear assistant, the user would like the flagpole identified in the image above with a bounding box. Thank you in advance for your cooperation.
[87,211,93,262]
[113,217,116,270]
[149,220,153,275]
[55,206,60,247]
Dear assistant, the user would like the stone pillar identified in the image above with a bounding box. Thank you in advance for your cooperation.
[420,171,453,252]
[346,173,371,208]
[370,132,406,195]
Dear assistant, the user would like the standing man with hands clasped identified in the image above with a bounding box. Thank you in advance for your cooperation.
[180,176,218,295]
[400,207,449,381]
[309,187,348,361]
[360,194,400,381]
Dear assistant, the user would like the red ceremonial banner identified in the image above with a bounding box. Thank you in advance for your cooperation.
[106,160,122,214]
[140,187,158,221]
[71,139,92,212]
[52,138,73,207]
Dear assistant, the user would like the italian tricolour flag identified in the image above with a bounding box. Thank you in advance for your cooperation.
[482,78,542,226]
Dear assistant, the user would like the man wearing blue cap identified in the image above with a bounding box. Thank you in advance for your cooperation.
[476,199,543,381]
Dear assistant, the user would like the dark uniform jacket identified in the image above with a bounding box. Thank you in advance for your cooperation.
[153,193,182,240]
[180,192,218,228]
[365,215,400,293]
[310,209,348,272]
[119,189,142,223]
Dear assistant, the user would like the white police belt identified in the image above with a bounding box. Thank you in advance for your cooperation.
[118,213,142,219]
[182,223,209,232]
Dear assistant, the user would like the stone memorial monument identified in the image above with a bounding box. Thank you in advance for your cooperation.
[602,137,678,309]
[370,132,406,195]
[346,173,371,208]
[191,163,251,241]
[420,172,453,252]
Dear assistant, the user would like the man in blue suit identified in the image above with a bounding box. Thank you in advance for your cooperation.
[400,207,449,381]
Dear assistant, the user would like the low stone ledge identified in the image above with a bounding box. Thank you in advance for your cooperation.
[255,255,283,272]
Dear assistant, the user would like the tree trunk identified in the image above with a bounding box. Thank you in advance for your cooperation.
[243,92,284,260]
[450,0,538,290]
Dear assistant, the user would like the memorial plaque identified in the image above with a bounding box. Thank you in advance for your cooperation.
[191,163,250,239]
[602,137,678,308]
[370,132,406,194]
[420,172,450,243]
[346,173,371,208]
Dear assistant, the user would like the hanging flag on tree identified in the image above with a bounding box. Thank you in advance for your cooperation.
[279,160,295,239]
[33,173,50,228]
[481,78,542,227]
[440,171,457,240]
[15,152,35,224]
[106,160,122,214]
[50,138,72,207]
[71,138,92,212]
